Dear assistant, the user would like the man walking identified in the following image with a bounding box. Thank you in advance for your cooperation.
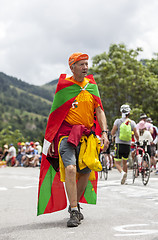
[111,104,139,184]
[38,52,109,227]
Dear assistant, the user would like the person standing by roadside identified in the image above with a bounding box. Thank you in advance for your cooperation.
[111,104,139,184]
[38,52,109,227]
[2,145,9,161]
[6,144,16,166]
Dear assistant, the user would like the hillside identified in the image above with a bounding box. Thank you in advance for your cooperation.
[42,79,58,92]
[0,72,58,141]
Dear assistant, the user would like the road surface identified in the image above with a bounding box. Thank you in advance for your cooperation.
[0,167,158,240]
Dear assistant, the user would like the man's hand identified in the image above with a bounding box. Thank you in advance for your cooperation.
[48,141,55,157]
[101,132,109,151]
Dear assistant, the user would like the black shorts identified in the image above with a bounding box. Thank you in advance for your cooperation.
[114,143,130,161]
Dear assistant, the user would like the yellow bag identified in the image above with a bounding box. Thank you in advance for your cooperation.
[79,134,102,172]
[78,136,88,170]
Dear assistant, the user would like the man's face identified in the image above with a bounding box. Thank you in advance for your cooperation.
[71,59,88,81]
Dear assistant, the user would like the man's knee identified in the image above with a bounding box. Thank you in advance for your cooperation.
[65,165,76,176]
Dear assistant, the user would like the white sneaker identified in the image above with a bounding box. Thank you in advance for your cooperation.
[121,172,127,185]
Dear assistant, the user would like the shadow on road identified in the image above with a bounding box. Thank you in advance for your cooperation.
[0,219,67,235]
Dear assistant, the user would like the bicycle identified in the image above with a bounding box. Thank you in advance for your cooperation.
[133,140,151,185]
[99,152,108,180]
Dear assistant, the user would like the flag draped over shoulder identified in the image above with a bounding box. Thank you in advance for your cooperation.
[37,74,103,216]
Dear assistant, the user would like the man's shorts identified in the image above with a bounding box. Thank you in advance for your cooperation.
[114,143,131,161]
[59,137,91,174]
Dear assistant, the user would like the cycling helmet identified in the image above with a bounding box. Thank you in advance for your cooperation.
[120,104,131,114]
[140,113,147,119]
[146,117,153,123]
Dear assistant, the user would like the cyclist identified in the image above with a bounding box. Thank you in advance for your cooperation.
[111,104,139,184]
[137,120,153,160]
[146,118,157,170]
[137,113,153,133]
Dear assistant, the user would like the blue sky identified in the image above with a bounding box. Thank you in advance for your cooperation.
[0,0,158,85]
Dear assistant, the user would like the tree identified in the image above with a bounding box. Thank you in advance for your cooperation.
[0,126,25,149]
[141,53,158,76]
[90,43,158,128]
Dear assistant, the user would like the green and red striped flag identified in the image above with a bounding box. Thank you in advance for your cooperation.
[37,74,103,216]
[80,171,98,204]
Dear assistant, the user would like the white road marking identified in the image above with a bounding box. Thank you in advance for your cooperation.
[0,187,8,191]
[14,185,37,189]
[114,223,158,236]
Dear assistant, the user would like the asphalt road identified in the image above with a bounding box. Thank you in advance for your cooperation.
[0,166,158,240]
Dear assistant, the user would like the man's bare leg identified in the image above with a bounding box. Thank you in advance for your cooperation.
[65,165,77,208]
[122,159,127,173]
[65,165,81,227]
[115,160,127,184]
[114,160,122,173]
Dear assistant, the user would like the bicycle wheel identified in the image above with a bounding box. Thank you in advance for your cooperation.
[133,156,138,184]
[103,165,108,180]
[141,153,150,185]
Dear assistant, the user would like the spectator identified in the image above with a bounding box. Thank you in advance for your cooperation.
[15,142,25,167]
[38,52,109,227]
[6,144,16,166]
[2,144,9,161]
[0,147,3,160]
[33,142,42,167]
[35,142,42,154]
[23,142,39,167]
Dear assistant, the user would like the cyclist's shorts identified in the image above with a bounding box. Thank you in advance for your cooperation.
[59,137,91,174]
[114,143,130,161]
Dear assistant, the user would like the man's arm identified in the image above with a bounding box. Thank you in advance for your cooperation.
[95,106,109,150]
[133,127,139,142]
[48,141,54,157]
[111,125,117,136]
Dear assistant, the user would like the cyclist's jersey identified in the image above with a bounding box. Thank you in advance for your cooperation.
[138,130,153,146]
[113,118,136,145]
